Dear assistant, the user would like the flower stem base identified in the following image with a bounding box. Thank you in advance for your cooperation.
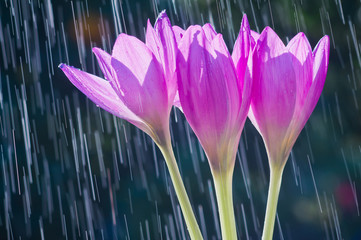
[213,171,237,240]
[262,166,285,240]
[158,141,203,240]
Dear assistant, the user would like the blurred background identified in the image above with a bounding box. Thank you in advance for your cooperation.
[0,0,361,239]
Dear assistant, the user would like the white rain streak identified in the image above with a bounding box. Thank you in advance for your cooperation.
[308,155,323,213]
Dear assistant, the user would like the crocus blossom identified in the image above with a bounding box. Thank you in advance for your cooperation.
[177,15,252,172]
[177,15,252,240]
[60,12,204,239]
[59,11,178,144]
[248,27,330,166]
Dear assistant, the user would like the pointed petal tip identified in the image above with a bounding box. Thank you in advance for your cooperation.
[183,25,204,37]
[203,23,214,29]
[92,47,104,55]
[263,26,273,34]
[202,23,217,42]
[59,63,79,72]
[258,26,275,41]
[287,32,312,54]
[320,35,330,46]
[257,26,286,50]
[241,14,250,30]
[158,9,167,18]
[155,10,169,25]
[260,26,278,37]
[291,32,307,41]
[314,35,330,54]
[92,47,111,64]
[147,18,152,27]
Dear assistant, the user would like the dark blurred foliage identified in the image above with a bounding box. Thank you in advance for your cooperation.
[0,0,361,239]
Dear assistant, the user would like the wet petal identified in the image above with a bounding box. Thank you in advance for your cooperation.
[145,19,163,64]
[202,23,217,42]
[299,35,330,129]
[59,64,144,128]
[287,32,313,109]
[110,34,168,125]
[92,47,113,81]
[177,26,240,166]
[232,15,251,92]
[212,34,241,126]
[154,11,177,100]
[173,26,185,44]
[250,27,297,149]
[146,11,178,105]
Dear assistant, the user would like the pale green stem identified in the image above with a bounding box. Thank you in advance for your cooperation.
[262,166,285,240]
[213,171,237,240]
[157,139,203,240]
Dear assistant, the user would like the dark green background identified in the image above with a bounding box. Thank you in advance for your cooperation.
[0,0,360,239]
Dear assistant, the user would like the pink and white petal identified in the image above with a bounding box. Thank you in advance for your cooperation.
[287,32,313,110]
[110,51,168,126]
[173,26,185,44]
[154,11,178,101]
[112,34,159,84]
[211,34,241,127]
[59,64,145,129]
[177,26,238,164]
[202,23,217,42]
[297,35,330,132]
[251,27,296,147]
[178,27,228,133]
[312,35,330,83]
[238,61,253,127]
[92,47,113,81]
[246,31,261,128]
[232,14,251,92]
[145,19,163,64]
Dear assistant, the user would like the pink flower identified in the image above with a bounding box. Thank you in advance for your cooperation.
[59,11,177,144]
[248,27,330,165]
[177,15,252,171]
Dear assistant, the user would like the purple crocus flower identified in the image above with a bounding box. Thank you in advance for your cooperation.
[59,11,177,145]
[246,26,330,240]
[59,11,203,239]
[248,27,330,166]
[177,16,252,173]
[176,15,252,239]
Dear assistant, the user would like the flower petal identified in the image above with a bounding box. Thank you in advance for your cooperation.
[59,64,145,128]
[211,34,242,127]
[250,27,297,149]
[110,34,168,126]
[202,23,217,42]
[251,30,260,41]
[146,11,178,105]
[299,35,330,129]
[173,26,185,44]
[287,32,313,109]
[154,11,178,100]
[177,26,240,165]
[92,47,113,81]
[232,15,251,92]
[145,19,163,64]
